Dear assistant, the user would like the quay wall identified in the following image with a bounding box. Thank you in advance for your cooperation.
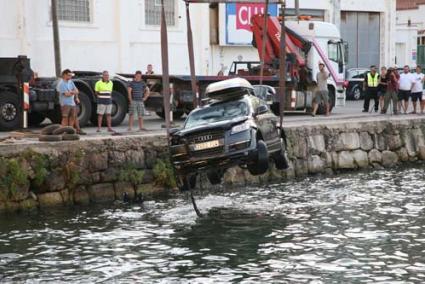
[1,118,425,213]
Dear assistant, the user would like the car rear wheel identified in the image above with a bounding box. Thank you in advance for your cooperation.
[247,140,269,176]
[274,138,289,170]
[352,86,362,100]
[207,170,224,185]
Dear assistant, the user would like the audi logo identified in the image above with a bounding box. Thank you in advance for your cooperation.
[196,135,212,142]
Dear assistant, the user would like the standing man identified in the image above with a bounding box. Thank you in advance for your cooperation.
[398,65,415,114]
[412,65,425,114]
[57,69,79,127]
[94,71,114,132]
[311,62,330,117]
[362,65,380,113]
[128,70,150,131]
[145,64,154,75]
[382,68,399,115]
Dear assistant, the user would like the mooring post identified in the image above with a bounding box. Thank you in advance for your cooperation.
[279,0,286,130]
[160,0,171,136]
[185,1,198,109]
[51,0,61,78]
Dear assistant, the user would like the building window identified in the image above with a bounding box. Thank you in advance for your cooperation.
[145,0,175,26]
[58,0,91,23]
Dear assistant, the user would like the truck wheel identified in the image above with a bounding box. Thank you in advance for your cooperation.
[110,91,128,126]
[156,109,185,120]
[274,138,289,170]
[0,90,21,131]
[47,106,62,124]
[77,91,92,127]
[207,170,224,185]
[247,140,269,176]
[28,112,46,126]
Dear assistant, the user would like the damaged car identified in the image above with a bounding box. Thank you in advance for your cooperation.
[169,78,289,191]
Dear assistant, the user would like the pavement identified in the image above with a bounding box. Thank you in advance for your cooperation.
[1,100,424,141]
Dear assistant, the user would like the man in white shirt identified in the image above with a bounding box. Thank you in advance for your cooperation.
[398,65,415,114]
[413,65,425,114]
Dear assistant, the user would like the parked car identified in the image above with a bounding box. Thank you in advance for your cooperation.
[345,68,369,100]
[169,78,289,191]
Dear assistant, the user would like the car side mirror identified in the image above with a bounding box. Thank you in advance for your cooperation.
[169,127,180,135]
[255,105,268,116]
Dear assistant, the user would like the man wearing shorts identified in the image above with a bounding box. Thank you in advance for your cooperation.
[398,65,415,114]
[128,70,150,131]
[312,62,330,116]
[57,69,79,127]
[95,71,114,132]
[412,65,425,114]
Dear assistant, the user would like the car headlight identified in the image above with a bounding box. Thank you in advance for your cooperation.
[231,122,251,135]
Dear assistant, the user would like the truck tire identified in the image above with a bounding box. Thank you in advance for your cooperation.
[77,91,92,127]
[156,109,185,120]
[247,140,269,175]
[41,124,61,135]
[52,126,76,135]
[62,133,80,141]
[38,134,63,142]
[28,112,46,126]
[0,90,21,131]
[111,91,128,126]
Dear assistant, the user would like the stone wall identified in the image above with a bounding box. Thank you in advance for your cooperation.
[1,118,425,213]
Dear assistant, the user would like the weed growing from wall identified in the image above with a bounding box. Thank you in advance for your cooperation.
[118,163,145,186]
[152,159,176,189]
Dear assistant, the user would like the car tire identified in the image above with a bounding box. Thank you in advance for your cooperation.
[247,140,269,176]
[177,174,197,192]
[52,126,76,135]
[62,133,80,141]
[274,138,290,170]
[40,124,61,135]
[352,86,362,101]
[38,134,63,142]
[0,90,21,131]
[207,170,223,185]
[28,112,46,126]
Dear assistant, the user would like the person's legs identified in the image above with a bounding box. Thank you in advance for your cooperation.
[382,92,390,113]
[392,92,399,114]
[128,101,135,131]
[97,104,105,132]
[363,90,371,112]
[412,93,418,113]
[312,92,320,116]
[105,104,113,132]
[137,101,146,130]
[403,92,410,113]
[61,105,70,126]
[68,106,76,128]
[372,91,379,112]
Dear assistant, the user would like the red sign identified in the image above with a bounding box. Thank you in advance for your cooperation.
[236,3,266,31]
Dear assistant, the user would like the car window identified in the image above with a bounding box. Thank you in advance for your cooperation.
[185,99,249,128]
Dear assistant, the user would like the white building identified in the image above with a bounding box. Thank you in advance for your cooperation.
[0,0,396,76]
[395,0,425,67]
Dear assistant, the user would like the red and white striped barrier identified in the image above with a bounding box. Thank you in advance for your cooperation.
[23,82,30,128]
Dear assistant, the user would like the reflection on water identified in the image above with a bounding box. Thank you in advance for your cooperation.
[1,165,425,283]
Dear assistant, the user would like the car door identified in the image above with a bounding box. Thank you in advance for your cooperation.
[254,97,280,147]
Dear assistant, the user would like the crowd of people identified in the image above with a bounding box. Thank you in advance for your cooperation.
[56,65,153,134]
[362,65,425,115]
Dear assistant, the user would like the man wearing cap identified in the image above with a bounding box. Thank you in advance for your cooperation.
[94,71,114,132]
[57,69,79,127]
[311,62,330,116]
[362,65,380,113]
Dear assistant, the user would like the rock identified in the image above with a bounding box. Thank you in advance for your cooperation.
[114,182,135,201]
[244,169,260,185]
[44,169,66,192]
[292,137,308,159]
[1,202,20,213]
[19,199,38,211]
[60,189,71,205]
[373,133,386,151]
[224,167,242,185]
[335,133,360,151]
[397,147,409,162]
[353,150,369,168]
[402,132,417,157]
[372,163,384,170]
[73,186,90,205]
[337,151,355,169]
[368,149,382,164]
[90,173,101,184]
[307,155,326,174]
[38,192,63,207]
[109,151,126,165]
[359,132,374,151]
[294,159,308,176]
[308,135,326,153]
[9,183,30,202]
[126,150,145,169]
[87,152,108,172]
[88,183,115,203]
[382,151,399,167]
[100,167,119,183]
[386,134,403,150]
[418,145,425,160]
[145,150,157,169]
[142,170,154,184]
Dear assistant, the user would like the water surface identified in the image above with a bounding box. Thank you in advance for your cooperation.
[1,165,425,283]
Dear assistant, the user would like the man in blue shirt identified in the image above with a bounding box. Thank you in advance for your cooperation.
[57,69,79,127]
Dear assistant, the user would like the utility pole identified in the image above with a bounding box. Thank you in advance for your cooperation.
[51,0,61,77]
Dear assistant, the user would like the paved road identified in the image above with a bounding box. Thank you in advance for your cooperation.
[1,100,423,140]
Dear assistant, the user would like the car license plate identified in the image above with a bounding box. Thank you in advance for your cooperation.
[193,140,220,151]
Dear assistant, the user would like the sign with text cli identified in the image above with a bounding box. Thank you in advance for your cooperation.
[225,3,278,46]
